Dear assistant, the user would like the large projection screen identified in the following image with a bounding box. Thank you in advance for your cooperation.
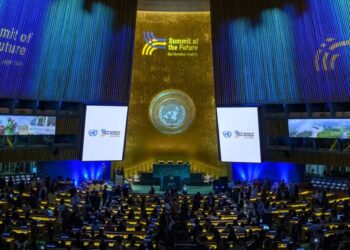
[0,115,56,135]
[82,106,128,161]
[217,107,261,163]
[288,119,350,139]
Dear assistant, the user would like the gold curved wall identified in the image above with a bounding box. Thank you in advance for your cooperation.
[119,10,228,178]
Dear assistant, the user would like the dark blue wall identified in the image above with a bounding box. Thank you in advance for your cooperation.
[231,162,305,183]
[37,160,111,186]
[212,0,350,104]
[0,0,137,103]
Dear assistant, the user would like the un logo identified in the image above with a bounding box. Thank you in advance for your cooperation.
[159,102,186,127]
[88,129,98,137]
[149,89,195,134]
[223,130,232,138]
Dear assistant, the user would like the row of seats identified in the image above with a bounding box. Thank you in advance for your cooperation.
[311,177,349,191]
[0,174,34,185]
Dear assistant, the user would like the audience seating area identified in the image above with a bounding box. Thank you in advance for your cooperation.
[311,177,350,192]
[0,177,350,249]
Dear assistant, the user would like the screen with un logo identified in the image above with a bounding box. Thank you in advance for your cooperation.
[217,107,261,163]
[82,106,128,161]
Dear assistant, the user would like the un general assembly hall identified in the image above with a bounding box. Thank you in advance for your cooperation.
[1,0,350,249]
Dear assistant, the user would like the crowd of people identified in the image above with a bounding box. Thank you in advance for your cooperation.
[0,175,350,249]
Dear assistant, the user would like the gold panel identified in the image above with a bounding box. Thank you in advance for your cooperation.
[120,11,228,177]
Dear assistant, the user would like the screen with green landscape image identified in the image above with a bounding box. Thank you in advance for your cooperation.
[288,119,350,139]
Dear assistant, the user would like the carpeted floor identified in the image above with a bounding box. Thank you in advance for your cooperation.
[131,184,213,195]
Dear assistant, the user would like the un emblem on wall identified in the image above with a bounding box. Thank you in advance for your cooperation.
[149,89,195,134]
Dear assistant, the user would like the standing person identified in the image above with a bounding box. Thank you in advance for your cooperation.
[14,233,28,250]
[29,177,36,192]
[30,221,38,249]
[18,180,25,195]
[57,198,66,229]
[39,183,47,201]
[45,176,51,190]
[294,184,299,201]
[207,192,215,209]
[47,189,56,203]
[149,186,155,195]
[71,193,80,208]
[0,177,5,191]
[8,176,14,190]
[172,197,180,214]
[182,184,188,195]
[90,191,100,211]
[251,184,258,198]
[193,192,201,211]
[102,185,108,206]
